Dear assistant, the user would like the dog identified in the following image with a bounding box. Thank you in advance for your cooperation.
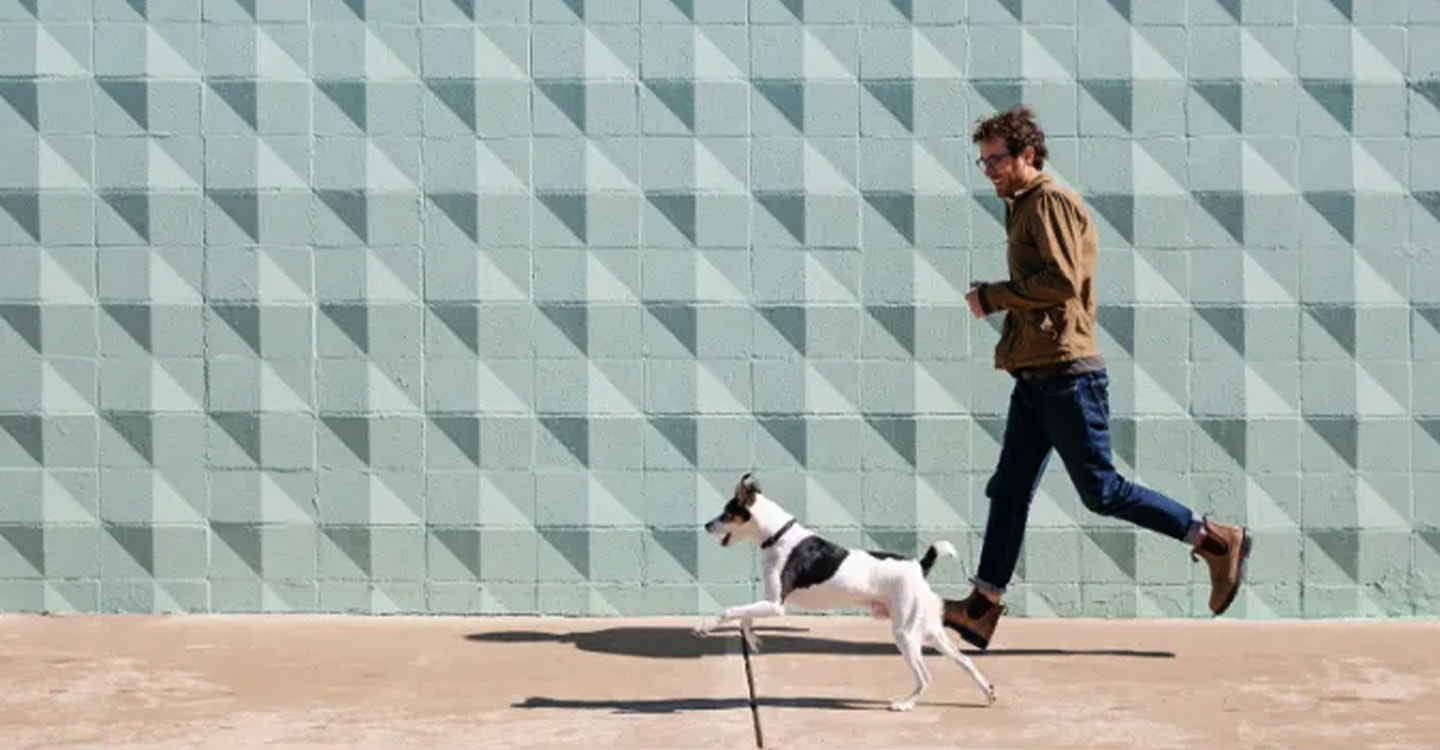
[692,472,996,711]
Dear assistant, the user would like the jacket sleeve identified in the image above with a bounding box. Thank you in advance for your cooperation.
[979,191,1085,313]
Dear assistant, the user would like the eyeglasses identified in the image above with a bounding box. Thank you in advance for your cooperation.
[974,153,1010,173]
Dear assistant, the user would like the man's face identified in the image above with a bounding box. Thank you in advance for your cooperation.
[976,137,1033,199]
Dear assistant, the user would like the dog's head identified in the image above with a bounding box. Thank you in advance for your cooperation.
[703,472,764,547]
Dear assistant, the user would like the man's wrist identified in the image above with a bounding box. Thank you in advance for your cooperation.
[976,283,995,315]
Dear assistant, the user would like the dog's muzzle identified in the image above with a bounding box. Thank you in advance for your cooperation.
[704,519,731,546]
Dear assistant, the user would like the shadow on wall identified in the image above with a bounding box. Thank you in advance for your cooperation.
[463,624,1177,660]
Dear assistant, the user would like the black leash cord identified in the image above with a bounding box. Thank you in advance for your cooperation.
[740,633,765,749]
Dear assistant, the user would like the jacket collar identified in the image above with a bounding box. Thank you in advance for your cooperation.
[1008,171,1050,201]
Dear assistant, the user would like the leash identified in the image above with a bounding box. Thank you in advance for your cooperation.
[740,630,765,748]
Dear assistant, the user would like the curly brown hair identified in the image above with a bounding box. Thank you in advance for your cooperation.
[971,105,1048,170]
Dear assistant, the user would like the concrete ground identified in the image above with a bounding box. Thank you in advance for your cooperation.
[0,614,1436,749]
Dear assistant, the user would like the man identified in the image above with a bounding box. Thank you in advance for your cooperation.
[952,106,1252,650]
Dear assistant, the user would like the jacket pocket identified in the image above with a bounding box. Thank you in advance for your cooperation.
[1033,306,1062,341]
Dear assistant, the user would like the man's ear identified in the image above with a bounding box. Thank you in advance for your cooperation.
[735,472,761,507]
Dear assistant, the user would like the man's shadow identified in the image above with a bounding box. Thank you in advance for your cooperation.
[464,624,1177,661]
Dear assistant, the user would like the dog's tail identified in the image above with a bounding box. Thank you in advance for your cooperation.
[918,540,957,577]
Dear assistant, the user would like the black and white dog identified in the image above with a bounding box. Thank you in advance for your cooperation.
[693,472,996,711]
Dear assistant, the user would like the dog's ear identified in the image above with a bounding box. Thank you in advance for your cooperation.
[735,472,761,506]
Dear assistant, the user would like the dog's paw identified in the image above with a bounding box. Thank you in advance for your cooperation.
[985,685,997,706]
[888,700,916,713]
[741,630,762,653]
[692,620,716,638]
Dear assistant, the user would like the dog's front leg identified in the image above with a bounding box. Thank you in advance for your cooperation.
[739,616,768,653]
[693,599,784,639]
[695,569,784,647]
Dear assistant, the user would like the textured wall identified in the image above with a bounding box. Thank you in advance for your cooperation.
[0,0,1437,619]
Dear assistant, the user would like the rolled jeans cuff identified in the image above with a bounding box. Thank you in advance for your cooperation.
[969,577,1005,598]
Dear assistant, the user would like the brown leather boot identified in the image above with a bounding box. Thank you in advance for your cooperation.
[943,590,1005,650]
[1191,517,1251,616]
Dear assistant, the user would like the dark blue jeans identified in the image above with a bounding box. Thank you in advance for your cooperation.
[973,368,1201,595]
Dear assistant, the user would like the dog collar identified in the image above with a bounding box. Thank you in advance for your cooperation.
[760,519,796,550]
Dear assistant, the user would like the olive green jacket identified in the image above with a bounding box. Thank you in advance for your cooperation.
[975,172,1103,373]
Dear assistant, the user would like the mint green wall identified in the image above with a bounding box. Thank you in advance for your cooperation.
[0,0,1436,618]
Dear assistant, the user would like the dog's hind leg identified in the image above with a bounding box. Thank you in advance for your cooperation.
[888,629,931,712]
[927,624,996,706]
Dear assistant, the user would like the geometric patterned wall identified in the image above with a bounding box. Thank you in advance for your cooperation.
[0,0,1437,619]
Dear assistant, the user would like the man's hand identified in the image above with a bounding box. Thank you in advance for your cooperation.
[965,283,986,319]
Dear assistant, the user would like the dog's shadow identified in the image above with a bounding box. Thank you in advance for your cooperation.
[511,694,977,713]
[464,624,1177,660]
[479,625,1174,715]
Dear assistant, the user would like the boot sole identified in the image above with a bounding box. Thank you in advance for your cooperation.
[949,604,1005,651]
[1213,529,1252,617]
[956,625,990,651]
